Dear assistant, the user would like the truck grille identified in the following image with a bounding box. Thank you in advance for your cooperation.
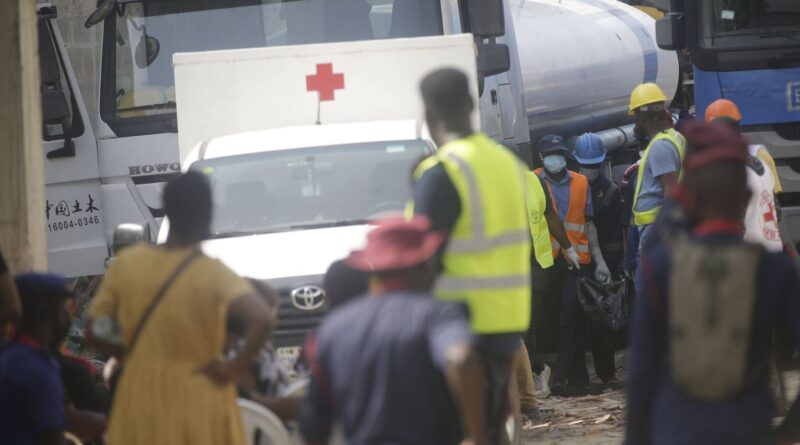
[274,291,327,347]
[262,275,328,348]
[776,122,800,141]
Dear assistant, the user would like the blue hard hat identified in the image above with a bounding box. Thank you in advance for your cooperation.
[537,134,570,156]
[574,133,607,165]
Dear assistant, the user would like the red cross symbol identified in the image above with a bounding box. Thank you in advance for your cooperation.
[306,63,345,102]
[764,201,776,223]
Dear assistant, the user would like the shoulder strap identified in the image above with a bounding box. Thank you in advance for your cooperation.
[126,250,201,357]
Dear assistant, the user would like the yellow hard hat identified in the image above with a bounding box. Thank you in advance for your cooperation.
[629,83,667,115]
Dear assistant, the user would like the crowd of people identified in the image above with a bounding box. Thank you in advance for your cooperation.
[0,67,799,445]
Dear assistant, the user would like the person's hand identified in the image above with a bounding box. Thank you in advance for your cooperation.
[565,247,581,270]
[621,269,634,281]
[595,262,611,284]
[195,359,237,386]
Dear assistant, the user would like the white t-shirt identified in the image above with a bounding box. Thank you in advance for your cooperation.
[744,145,783,252]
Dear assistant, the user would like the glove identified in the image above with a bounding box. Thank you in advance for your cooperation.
[594,261,611,285]
[565,247,581,270]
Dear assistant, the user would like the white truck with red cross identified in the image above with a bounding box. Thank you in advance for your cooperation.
[160,34,478,347]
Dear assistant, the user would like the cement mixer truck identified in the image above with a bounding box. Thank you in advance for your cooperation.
[39,0,678,278]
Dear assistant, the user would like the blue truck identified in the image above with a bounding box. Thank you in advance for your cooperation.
[655,0,800,248]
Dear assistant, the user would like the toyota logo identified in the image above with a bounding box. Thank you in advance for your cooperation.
[290,285,326,311]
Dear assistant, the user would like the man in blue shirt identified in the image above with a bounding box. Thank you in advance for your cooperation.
[300,217,487,445]
[535,135,611,396]
[0,273,71,445]
[626,125,800,445]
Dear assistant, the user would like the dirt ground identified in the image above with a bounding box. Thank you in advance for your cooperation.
[521,354,800,445]
[522,387,625,445]
[521,353,626,445]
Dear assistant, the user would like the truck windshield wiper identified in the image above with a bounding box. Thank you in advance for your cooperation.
[211,227,293,239]
[288,219,370,230]
[759,30,800,45]
[117,101,176,113]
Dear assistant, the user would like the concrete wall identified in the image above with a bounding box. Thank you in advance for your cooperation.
[1,0,47,271]
[53,0,101,125]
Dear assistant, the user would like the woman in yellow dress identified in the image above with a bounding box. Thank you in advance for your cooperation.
[87,172,273,445]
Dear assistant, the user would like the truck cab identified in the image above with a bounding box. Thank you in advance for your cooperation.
[657,0,800,248]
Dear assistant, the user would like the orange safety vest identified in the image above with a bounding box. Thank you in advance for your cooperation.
[534,169,592,264]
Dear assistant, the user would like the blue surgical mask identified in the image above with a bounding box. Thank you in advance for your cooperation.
[543,155,566,174]
[579,167,601,183]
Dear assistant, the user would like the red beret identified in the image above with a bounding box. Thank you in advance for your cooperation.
[683,124,747,174]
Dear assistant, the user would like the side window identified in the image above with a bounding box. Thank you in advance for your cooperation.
[38,18,83,141]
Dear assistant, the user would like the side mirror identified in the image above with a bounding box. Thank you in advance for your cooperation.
[656,13,685,50]
[41,88,75,159]
[135,32,160,68]
[85,0,116,28]
[41,89,70,124]
[477,43,510,77]
[467,0,505,38]
[112,223,151,255]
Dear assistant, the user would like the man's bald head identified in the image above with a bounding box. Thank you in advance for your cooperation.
[420,69,474,143]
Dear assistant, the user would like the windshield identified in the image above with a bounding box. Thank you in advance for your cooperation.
[190,140,431,238]
[106,0,443,120]
[699,0,800,50]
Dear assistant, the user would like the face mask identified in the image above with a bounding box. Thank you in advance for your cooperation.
[580,167,601,182]
[543,155,566,174]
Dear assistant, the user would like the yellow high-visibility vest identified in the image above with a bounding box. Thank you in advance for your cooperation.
[525,172,554,269]
[633,129,686,226]
[410,134,531,333]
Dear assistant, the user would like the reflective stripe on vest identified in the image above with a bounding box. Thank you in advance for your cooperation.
[535,169,592,264]
[411,134,531,334]
[525,172,554,269]
[633,129,686,226]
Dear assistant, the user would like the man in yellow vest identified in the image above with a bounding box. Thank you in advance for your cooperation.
[410,68,531,442]
[629,83,685,297]
[522,161,580,399]
[534,135,612,396]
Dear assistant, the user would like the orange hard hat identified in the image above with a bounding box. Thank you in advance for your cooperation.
[705,99,742,123]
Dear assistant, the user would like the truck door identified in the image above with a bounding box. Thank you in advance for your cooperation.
[39,9,108,278]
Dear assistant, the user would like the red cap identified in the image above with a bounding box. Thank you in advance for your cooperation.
[346,216,445,272]
[683,124,747,174]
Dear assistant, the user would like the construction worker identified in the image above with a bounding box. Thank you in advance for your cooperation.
[410,68,530,442]
[519,157,580,402]
[534,134,611,396]
[574,133,626,276]
[573,133,623,388]
[629,82,685,295]
[625,124,800,445]
[706,98,784,252]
